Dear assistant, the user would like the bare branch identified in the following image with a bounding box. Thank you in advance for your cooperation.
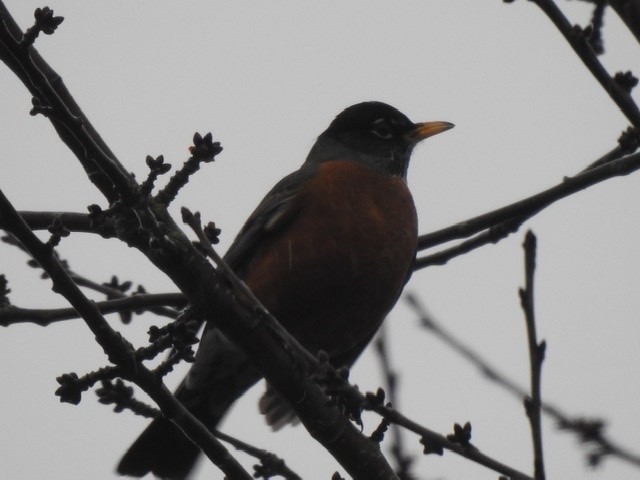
[212,429,303,480]
[0,292,185,326]
[16,211,116,237]
[368,402,533,480]
[415,150,640,268]
[155,133,222,206]
[316,360,533,478]
[519,232,546,480]
[415,217,521,269]
[374,329,415,479]
[607,0,640,45]
[529,0,640,127]
[0,187,252,480]
[0,3,137,203]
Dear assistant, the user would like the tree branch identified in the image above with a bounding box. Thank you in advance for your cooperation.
[368,402,533,480]
[530,0,640,127]
[0,292,185,327]
[519,231,546,480]
[0,187,252,480]
[415,150,640,268]
[212,428,303,480]
[16,211,116,237]
[374,329,415,479]
[607,0,640,45]
[0,3,136,204]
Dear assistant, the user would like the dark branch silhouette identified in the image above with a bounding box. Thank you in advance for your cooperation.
[374,330,415,479]
[0,188,253,479]
[529,0,640,127]
[519,231,546,480]
[415,149,640,268]
[0,293,185,327]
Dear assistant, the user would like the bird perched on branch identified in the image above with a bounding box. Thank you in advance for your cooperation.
[118,101,453,478]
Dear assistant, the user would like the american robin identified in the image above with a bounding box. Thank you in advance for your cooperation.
[117,101,453,478]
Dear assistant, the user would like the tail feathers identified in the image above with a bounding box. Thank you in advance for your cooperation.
[117,415,200,479]
[117,329,262,478]
[117,378,253,479]
[258,383,300,431]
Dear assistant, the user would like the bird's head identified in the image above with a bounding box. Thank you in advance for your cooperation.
[305,101,454,179]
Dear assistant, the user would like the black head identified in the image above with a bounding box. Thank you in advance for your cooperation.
[305,101,453,179]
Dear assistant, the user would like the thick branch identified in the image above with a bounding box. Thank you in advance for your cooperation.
[0,3,136,203]
[0,188,251,479]
[600,0,640,47]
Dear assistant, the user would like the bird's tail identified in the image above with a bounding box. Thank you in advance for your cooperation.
[117,329,261,479]
[116,403,201,479]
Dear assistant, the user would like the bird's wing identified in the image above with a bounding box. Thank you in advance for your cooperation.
[223,164,317,274]
[185,164,317,389]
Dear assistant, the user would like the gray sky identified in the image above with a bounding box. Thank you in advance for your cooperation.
[1,1,639,479]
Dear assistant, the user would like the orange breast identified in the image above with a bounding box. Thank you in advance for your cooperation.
[242,160,418,363]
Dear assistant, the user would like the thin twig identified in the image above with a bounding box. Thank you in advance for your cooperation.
[0,292,185,326]
[519,231,546,480]
[72,275,180,319]
[212,429,303,480]
[155,133,222,206]
[367,403,533,480]
[374,329,415,479]
[15,210,116,237]
[1,232,181,320]
[415,217,522,269]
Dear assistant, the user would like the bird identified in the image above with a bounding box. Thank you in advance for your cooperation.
[117,101,453,478]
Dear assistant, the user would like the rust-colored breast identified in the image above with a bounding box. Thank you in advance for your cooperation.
[242,160,418,363]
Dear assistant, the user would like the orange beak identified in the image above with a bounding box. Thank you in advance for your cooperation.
[406,121,455,144]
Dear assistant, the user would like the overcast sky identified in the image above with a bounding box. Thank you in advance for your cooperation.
[1,2,640,479]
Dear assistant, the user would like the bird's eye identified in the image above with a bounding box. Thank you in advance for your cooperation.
[371,118,393,139]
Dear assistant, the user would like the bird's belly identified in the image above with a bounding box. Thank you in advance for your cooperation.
[243,161,417,363]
